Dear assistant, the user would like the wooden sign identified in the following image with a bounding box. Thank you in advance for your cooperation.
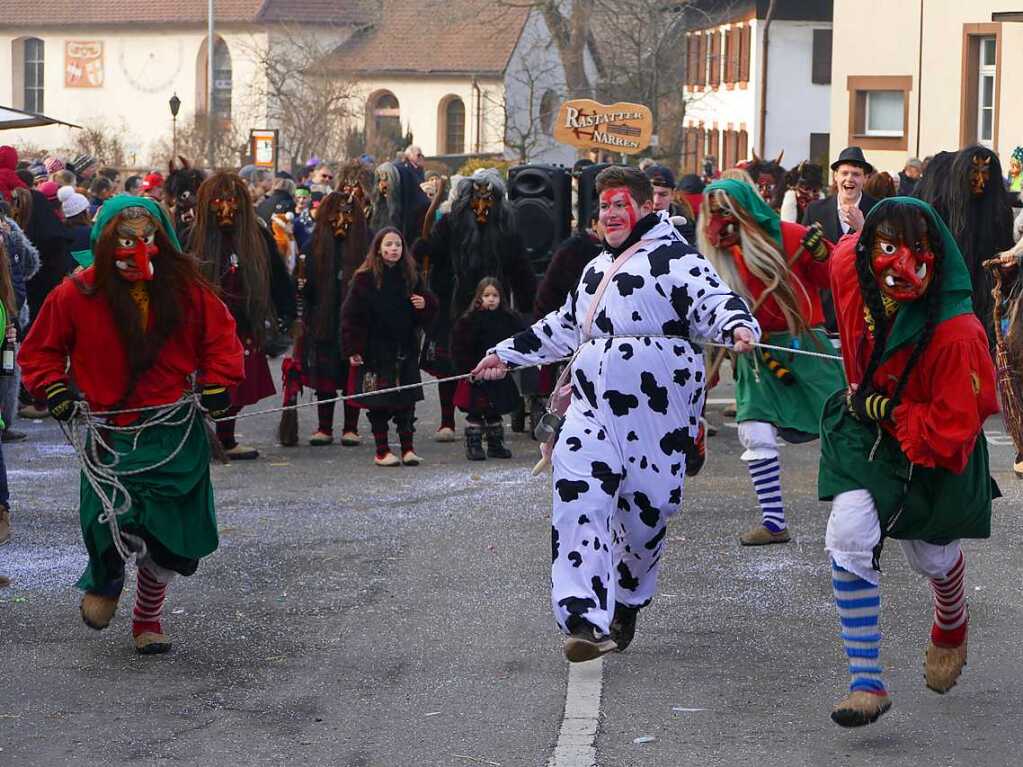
[65,41,104,88]
[553,99,654,155]
[250,129,279,172]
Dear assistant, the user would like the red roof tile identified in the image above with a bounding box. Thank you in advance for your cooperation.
[0,0,369,26]
[322,1,530,76]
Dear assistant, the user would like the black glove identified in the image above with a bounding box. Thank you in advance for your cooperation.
[847,388,892,422]
[801,223,828,262]
[200,385,232,418]
[44,381,77,422]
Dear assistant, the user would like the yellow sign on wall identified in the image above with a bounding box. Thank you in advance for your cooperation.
[65,41,104,88]
[553,99,654,155]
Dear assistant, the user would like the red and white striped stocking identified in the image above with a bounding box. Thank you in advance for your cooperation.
[132,565,168,637]
[929,551,967,648]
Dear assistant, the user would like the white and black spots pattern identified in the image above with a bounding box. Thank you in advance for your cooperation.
[492,213,760,635]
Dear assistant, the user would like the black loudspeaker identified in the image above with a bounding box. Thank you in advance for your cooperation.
[575,162,610,232]
[508,164,571,274]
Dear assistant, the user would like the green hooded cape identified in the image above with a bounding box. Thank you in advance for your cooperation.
[817,196,996,543]
[70,195,182,268]
[704,178,783,248]
[871,196,974,360]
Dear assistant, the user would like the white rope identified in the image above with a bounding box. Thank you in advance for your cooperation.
[75,334,846,423]
[61,396,203,564]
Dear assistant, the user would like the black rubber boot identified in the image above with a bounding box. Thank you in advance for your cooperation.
[485,421,513,458]
[465,423,486,461]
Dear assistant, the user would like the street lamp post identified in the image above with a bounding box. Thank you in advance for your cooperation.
[169,93,181,157]
[207,0,215,170]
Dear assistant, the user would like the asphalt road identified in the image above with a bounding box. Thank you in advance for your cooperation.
[1,367,1021,767]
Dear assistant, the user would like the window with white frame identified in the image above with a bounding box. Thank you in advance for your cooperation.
[863,91,904,137]
[977,36,996,147]
[24,37,44,113]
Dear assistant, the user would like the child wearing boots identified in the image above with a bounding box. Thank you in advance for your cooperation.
[451,278,525,460]
[341,227,437,466]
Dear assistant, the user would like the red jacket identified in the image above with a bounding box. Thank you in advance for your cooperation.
[830,234,998,473]
[731,221,830,332]
[20,269,244,420]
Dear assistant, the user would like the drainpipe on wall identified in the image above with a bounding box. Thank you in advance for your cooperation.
[472,77,483,154]
[916,0,924,157]
[758,0,777,156]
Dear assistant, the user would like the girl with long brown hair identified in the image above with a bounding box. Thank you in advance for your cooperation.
[341,227,437,466]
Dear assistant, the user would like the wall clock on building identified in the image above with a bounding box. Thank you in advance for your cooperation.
[118,39,183,94]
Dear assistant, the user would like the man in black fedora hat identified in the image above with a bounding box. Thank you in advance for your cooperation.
[803,147,877,245]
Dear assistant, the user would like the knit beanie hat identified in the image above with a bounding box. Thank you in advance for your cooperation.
[59,185,89,218]
[29,162,48,184]
[44,155,65,174]
[70,154,97,176]
[38,181,60,201]
[143,172,164,191]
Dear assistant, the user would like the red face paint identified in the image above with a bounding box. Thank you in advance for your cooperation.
[871,231,934,302]
[598,187,640,247]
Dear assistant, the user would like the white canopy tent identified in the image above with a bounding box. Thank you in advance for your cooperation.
[0,105,81,131]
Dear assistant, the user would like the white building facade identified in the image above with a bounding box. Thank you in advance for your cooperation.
[681,0,833,174]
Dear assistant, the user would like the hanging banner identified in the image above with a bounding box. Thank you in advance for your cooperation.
[553,99,654,155]
[65,41,104,88]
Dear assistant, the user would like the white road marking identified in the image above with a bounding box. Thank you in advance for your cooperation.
[705,398,735,405]
[548,658,604,767]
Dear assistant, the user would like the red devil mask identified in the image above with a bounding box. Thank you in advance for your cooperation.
[706,200,740,248]
[113,212,158,281]
[871,224,934,302]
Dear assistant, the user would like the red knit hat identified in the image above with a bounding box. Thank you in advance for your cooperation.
[143,172,164,191]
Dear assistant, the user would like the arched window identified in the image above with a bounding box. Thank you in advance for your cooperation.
[540,90,558,136]
[439,96,465,155]
[196,35,232,121]
[11,37,45,113]
[366,90,402,149]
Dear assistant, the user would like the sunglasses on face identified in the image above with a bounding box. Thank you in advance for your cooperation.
[320,174,333,181]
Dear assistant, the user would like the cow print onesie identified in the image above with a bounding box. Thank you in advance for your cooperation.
[492,213,759,635]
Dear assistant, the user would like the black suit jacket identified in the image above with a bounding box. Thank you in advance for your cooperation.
[802,192,877,244]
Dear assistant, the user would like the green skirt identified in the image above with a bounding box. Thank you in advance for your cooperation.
[77,407,219,591]
[817,391,997,542]
[734,329,847,439]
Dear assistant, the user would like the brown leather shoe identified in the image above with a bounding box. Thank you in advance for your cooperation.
[831,690,892,727]
[133,631,172,655]
[80,591,120,630]
[739,524,791,546]
[925,636,968,693]
[224,444,259,460]
[563,624,618,663]
[0,505,10,546]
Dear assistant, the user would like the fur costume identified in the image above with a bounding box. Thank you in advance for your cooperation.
[746,150,787,211]
[164,157,206,241]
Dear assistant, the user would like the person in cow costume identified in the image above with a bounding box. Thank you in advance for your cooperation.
[473,167,758,662]
[19,196,244,654]
[819,197,999,727]
[697,179,846,545]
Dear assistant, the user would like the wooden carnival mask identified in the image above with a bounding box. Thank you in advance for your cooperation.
[871,220,935,303]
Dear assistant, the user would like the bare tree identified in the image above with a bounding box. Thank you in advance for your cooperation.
[591,0,739,164]
[149,111,247,169]
[61,119,130,167]
[239,26,360,167]
[488,37,565,162]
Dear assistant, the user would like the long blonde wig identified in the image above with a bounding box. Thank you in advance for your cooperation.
[697,188,810,337]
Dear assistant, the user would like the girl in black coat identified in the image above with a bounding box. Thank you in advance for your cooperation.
[341,227,437,467]
[451,278,525,460]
